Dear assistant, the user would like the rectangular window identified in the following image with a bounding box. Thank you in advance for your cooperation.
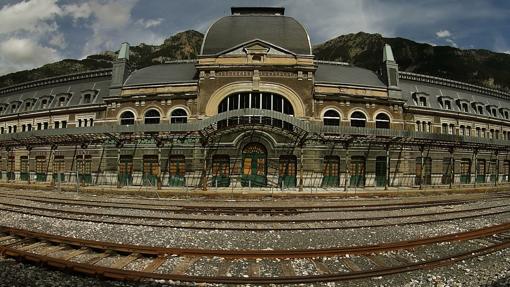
[442,158,453,184]
[460,159,471,184]
[444,101,451,110]
[476,159,486,183]
[168,155,185,177]
[416,157,432,185]
[35,156,45,174]
[419,97,427,107]
[212,155,229,177]
[53,156,65,173]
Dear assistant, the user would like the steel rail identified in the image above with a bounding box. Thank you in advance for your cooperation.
[0,198,508,224]
[0,202,508,231]
[0,190,505,213]
[0,224,509,283]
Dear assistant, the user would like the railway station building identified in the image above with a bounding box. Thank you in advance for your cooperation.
[0,7,508,192]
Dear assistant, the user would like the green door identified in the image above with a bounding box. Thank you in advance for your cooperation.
[77,155,92,184]
[489,160,498,183]
[375,156,387,187]
[20,156,29,181]
[460,159,471,184]
[241,143,267,187]
[211,155,230,187]
[476,159,486,183]
[279,155,297,188]
[35,156,47,182]
[350,156,365,187]
[322,156,339,187]
[143,155,159,186]
[118,155,133,186]
[7,156,15,180]
[168,155,185,187]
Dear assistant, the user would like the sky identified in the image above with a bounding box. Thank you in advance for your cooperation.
[0,0,509,76]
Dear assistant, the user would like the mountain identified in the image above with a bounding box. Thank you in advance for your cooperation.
[1,30,510,93]
[313,32,510,92]
[0,30,204,88]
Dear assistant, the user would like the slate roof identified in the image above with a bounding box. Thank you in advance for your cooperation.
[0,77,110,117]
[400,79,509,119]
[315,63,386,88]
[124,63,197,87]
[201,15,312,55]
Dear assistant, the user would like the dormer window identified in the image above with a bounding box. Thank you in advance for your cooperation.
[491,108,497,117]
[419,97,427,107]
[80,90,98,105]
[25,102,31,109]
[505,111,509,120]
[444,100,451,110]
[412,92,429,108]
[462,103,469,113]
[41,99,48,109]
[58,97,66,107]
[477,106,483,115]
[55,94,70,108]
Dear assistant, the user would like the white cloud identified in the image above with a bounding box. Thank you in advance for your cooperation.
[80,0,140,56]
[445,38,458,48]
[62,3,93,20]
[504,51,510,55]
[136,18,164,29]
[0,38,60,75]
[48,33,67,48]
[436,30,451,38]
[0,0,62,34]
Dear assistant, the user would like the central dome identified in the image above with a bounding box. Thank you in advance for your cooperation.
[201,7,312,56]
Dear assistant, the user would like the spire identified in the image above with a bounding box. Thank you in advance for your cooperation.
[383,44,395,62]
[381,43,401,99]
[118,42,130,60]
[109,42,131,97]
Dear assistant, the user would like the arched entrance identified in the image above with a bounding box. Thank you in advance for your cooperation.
[241,143,267,187]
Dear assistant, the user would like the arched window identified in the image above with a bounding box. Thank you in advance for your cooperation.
[323,110,340,126]
[350,111,366,127]
[120,111,135,125]
[375,113,390,129]
[170,108,188,124]
[218,92,294,115]
[144,109,160,124]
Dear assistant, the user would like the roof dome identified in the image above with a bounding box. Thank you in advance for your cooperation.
[201,9,312,56]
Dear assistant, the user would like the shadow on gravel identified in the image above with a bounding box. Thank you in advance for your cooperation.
[0,257,174,287]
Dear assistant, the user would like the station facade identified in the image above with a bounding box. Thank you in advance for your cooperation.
[0,7,509,191]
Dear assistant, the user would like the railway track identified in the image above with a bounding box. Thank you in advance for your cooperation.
[0,190,508,216]
[1,223,509,284]
[0,196,509,230]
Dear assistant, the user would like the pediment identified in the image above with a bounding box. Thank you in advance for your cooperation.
[219,39,296,57]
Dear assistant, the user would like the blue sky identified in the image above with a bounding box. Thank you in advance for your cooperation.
[0,0,509,76]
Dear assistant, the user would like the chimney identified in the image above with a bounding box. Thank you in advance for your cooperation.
[109,42,131,96]
[381,44,401,99]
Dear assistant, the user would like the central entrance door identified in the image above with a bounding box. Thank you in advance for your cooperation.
[241,143,267,187]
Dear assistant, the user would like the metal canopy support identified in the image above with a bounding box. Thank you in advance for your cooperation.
[299,145,304,192]
[344,142,350,192]
[473,148,478,188]
[419,146,424,190]
[449,147,454,189]
[385,144,390,191]
[495,150,499,187]
[116,148,121,188]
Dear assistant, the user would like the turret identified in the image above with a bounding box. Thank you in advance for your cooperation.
[381,44,401,99]
[109,42,131,97]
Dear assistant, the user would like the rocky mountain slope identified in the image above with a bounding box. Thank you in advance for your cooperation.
[313,32,510,92]
[1,30,509,93]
